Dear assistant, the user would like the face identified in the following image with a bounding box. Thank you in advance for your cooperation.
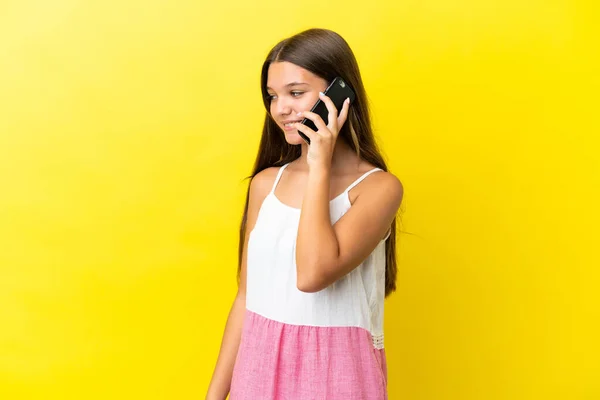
[266,61,328,145]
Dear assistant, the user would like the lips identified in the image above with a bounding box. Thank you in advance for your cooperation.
[281,119,302,132]
[282,120,301,127]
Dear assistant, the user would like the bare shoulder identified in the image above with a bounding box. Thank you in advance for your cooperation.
[249,166,280,199]
[249,167,279,208]
[375,170,403,197]
[356,166,404,206]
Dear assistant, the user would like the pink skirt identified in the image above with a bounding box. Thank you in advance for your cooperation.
[230,310,388,400]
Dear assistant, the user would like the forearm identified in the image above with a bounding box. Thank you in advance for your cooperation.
[296,166,340,291]
[206,293,245,400]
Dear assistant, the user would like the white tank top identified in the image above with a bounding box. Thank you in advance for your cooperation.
[245,162,390,349]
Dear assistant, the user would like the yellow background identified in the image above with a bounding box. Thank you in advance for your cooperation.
[1,0,598,399]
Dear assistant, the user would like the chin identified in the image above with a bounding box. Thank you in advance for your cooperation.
[284,131,306,146]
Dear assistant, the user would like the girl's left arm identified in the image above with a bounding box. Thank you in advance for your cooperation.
[295,166,403,292]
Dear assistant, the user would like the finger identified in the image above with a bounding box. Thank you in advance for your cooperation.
[297,111,328,133]
[294,122,318,143]
[337,98,351,129]
[318,92,339,131]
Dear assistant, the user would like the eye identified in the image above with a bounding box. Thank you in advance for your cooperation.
[267,94,277,101]
[291,91,304,97]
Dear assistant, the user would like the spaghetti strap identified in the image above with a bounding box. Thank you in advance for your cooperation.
[383,229,391,241]
[344,167,390,243]
[344,167,383,194]
[270,163,290,194]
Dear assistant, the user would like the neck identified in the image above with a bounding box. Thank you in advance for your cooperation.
[296,139,359,173]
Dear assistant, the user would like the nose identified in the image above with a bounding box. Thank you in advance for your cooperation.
[273,96,294,117]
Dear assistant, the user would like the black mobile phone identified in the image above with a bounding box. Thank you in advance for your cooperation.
[298,77,356,145]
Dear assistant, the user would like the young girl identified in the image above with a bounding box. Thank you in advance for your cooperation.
[206,28,403,400]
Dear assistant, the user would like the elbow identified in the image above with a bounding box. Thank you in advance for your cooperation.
[296,279,321,293]
[296,266,327,293]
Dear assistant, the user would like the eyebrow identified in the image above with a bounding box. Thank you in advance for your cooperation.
[266,82,309,91]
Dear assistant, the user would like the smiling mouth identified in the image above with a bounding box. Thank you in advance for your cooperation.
[284,121,301,127]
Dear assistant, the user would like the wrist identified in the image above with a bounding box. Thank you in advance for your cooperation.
[307,167,331,187]
[308,163,331,176]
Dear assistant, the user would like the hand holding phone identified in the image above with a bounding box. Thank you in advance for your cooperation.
[298,77,356,145]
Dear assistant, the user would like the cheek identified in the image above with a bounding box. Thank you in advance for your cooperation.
[299,94,319,111]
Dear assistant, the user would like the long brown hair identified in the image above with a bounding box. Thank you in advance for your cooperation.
[238,28,399,297]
